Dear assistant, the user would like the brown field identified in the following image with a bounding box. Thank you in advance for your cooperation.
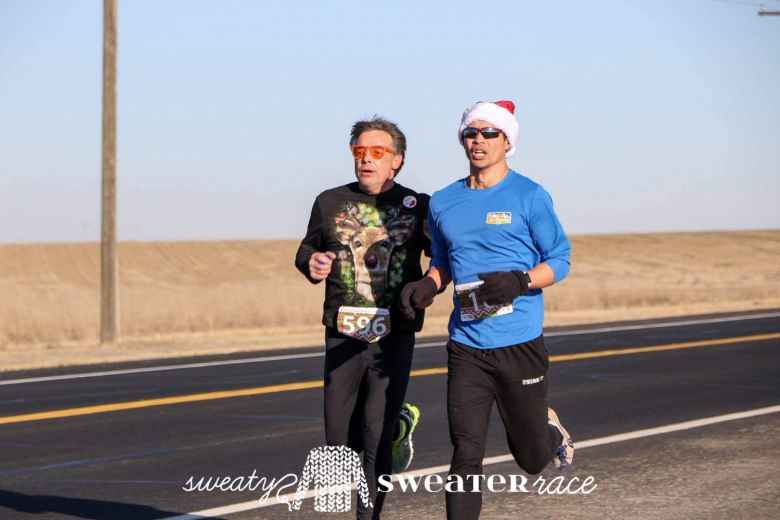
[1,230,779,370]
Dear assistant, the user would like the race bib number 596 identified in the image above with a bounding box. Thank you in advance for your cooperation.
[455,281,513,322]
[336,306,391,343]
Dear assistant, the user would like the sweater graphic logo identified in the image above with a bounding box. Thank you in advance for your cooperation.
[485,211,512,225]
[291,445,372,513]
[334,202,416,305]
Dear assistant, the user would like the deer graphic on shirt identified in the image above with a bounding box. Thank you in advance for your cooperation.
[334,202,416,305]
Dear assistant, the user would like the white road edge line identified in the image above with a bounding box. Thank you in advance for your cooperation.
[2,311,778,386]
[163,403,780,520]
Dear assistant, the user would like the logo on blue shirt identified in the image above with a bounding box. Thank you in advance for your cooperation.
[485,212,512,225]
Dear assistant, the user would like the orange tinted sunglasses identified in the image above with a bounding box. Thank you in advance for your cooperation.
[350,145,396,160]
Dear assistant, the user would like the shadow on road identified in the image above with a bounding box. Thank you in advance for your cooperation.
[0,489,226,520]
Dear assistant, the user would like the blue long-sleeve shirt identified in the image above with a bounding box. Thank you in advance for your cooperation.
[429,170,571,348]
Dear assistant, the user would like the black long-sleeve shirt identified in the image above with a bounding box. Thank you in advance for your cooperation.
[295,182,431,333]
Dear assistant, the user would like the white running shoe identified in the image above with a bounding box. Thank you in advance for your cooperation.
[548,407,574,469]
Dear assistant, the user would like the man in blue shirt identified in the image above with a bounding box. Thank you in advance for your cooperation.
[400,100,574,520]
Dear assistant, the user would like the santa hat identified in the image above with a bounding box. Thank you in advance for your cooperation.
[458,100,519,157]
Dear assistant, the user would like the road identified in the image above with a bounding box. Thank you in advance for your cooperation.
[1,310,778,519]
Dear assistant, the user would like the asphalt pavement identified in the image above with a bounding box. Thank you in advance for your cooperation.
[0,310,778,519]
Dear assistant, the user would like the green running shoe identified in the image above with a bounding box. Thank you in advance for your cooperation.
[392,402,421,473]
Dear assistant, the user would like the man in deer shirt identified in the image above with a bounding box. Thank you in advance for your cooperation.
[295,117,430,520]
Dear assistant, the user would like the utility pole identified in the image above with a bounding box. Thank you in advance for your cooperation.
[101,0,119,343]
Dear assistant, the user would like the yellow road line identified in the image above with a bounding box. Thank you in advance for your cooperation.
[551,332,780,362]
[0,381,322,426]
[1,332,778,426]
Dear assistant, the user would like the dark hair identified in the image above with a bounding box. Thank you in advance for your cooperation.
[349,116,407,174]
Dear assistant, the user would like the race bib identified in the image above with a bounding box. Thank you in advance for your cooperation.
[336,306,391,343]
[455,281,514,322]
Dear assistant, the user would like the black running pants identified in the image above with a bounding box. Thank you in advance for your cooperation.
[445,336,562,520]
[324,327,415,520]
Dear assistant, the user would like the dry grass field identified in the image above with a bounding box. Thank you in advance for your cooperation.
[1,230,778,370]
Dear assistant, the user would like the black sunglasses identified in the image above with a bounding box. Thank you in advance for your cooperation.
[462,127,503,140]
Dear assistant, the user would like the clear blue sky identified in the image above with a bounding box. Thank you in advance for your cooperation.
[1,0,778,242]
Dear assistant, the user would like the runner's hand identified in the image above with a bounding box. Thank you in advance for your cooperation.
[477,271,531,305]
[309,251,336,281]
[400,277,438,319]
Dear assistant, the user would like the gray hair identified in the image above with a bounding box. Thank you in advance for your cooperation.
[349,116,407,174]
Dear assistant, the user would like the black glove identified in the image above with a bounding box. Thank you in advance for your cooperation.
[477,271,531,305]
[399,277,438,320]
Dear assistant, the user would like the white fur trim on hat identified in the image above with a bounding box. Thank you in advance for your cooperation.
[458,100,519,157]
